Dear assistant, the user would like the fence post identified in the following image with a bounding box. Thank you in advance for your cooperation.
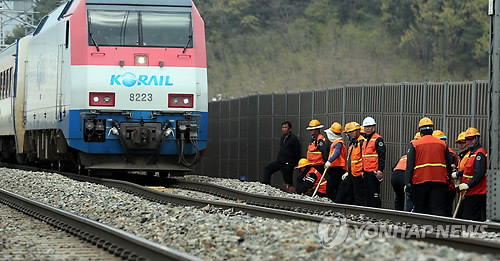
[399,82,405,157]
[423,82,428,116]
[342,85,346,125]
[472,80,478,126]
[443,82,449,134]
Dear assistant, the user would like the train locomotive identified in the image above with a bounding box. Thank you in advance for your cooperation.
[0,0,208,174]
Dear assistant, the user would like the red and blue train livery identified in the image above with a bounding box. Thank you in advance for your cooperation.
[0,0,208,174]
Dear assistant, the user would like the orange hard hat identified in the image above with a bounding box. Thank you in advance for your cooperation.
[432,130,447,140]
[344,122,361,133]
[360,126,365,134]
[465,127,480,138]
[418,117,434,129]
[414,132,421,140]
[306,119,324,130]
[295,158,311,169]
[328,122,343,134]
[455,132,466,143]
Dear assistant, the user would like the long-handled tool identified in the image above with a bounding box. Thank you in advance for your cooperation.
[312,168,329,197]
[453,190,466,218]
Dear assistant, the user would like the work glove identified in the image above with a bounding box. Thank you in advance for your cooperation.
[451,172,458,179]
[342,172,348,180]
[404,184,412,196]
[458,183,469,191]
[324,161,331,169]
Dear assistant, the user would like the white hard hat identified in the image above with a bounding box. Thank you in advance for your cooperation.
[362,117,376,127]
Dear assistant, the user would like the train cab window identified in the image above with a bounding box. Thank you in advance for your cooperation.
[88,10,139,46]
[142,12,192,47]
[87,10,192,48]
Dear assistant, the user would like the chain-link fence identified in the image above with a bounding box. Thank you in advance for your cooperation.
[196,81,489,209]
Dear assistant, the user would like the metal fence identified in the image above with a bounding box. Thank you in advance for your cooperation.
[195,81,489,209]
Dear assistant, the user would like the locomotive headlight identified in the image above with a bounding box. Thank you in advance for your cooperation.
[89,92,115,107]
[135,54,148,66]
[168,94,193,108]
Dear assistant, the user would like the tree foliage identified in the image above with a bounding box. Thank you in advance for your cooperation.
[194,0,489,98]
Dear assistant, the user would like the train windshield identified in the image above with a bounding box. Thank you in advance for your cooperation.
[87,10,192,48]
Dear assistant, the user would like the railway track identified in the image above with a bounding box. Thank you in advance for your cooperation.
[0,185,200,261]
[58,172,500,255]
[2,163,500,256]
[165,178,500,234]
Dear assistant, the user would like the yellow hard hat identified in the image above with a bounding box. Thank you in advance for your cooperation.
[344,122,361,133]
[465,127,480,138]
[306,119,324,130]
[418,117,434,128]
[455,132,466,143]
[329,122,343,134]
[295,158,311,169]
[360,126,365,134]
[414,132,421,140]
[432,130,446,140]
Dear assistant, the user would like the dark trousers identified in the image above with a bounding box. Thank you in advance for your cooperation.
[391,170,405,211]
[263,161,294,185]
[326,167,344,201]
[457,194,486,221]
[335,174,364,206]
[444,189,457,217]
[413,181,448,216]
[364,171,381,208]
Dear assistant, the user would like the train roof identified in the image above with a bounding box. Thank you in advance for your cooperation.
[85,0,192,7]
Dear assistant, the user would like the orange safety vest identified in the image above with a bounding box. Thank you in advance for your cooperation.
[362,133,382,172]
[347,136,364,177]
[393,155,407,171]
[307,133,326,166]
[461,147,487,196]
[306,168,327,194]
[411,135,448,184]
[458,151,470,171]
[329,138,347,170]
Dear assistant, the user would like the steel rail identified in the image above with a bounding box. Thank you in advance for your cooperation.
[0,187,201,261]
[167,178,500,233]
[61,173,500,255]
[1,164,500,255]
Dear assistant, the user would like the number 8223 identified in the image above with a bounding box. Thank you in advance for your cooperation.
[130,93,153,102]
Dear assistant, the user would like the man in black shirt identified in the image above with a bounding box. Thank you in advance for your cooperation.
[262,121,301,192]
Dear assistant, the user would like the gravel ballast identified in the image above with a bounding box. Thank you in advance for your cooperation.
[0,168,496,260]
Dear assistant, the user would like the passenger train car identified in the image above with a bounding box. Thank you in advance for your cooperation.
[0,0,208,174]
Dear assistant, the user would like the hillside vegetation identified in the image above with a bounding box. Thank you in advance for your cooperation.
[194,0,489,98]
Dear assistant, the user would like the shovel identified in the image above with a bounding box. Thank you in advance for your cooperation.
[453,190,466,218]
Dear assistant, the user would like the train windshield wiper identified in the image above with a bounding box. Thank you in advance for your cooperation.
[182,33,192,53]
[88,17,100,52]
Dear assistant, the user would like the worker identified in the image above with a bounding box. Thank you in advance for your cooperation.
[453,128,487,221]
[335,122,365,205]
[306,119,328,174]
[361,116,386,208]
[433,129,459,217]
[324,122,347,201]
[295,158,327,197]
[393,133,420,212]
[455,132,469,171]
[262,121,301,193]
[391,154,407,211]
[405,117,453,216]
